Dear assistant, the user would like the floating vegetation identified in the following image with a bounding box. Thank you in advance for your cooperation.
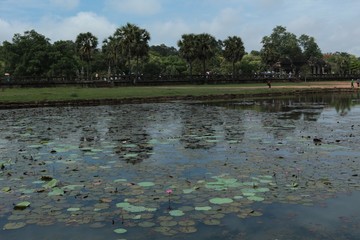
[113,228,127,234]
[169,210,185,217]
[0,97,360,239]
[14,201,31,210]
[209,198,234,205]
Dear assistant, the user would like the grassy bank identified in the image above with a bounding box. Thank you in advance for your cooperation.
[0,81,351,104]
[0,84,281,102]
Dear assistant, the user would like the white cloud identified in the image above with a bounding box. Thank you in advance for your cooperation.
[0,18,32,42]
[39,12,116,43]
[149,19,190,46]
[199,8,242,37]
[50,0,80,10]
[105,0,162,15]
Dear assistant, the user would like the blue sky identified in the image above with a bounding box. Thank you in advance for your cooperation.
[1,0,360,56]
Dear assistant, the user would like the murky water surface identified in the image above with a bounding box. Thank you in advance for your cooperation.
[0,93,360,239]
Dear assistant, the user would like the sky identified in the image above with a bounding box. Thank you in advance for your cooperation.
[1,0,360,56]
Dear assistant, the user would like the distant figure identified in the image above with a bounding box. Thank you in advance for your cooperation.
[357,79,360,87]
[351,79,354,88]
[267,80,271,88]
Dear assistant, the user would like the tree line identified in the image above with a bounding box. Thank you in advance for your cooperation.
[1,23,359,82]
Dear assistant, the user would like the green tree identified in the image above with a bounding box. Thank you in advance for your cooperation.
[49,40,79,78]
[113,23,151,81]
[298,34,323,76]
[102,35,125,78]
[239,53,263,75]
[178,34,198,76]
[349,55,360,74]
[150,44,178,56]
[222,36,245,77]
[2,30,51,77]
[260,26,303,73]
[75,32,98,80]
[0,45,5,75]
[144,46,186,76]
[298,34,322,60]
[196,33,220,75]
[326,52,352,75]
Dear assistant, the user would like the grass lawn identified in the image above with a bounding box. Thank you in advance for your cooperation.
[0,81,350,103]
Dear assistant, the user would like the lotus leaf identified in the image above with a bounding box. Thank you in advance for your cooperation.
[43,179,58,189]
[195,206,212,211]
[204,219,221,225]
[138,182,155,187]
[14,201,31,210]
[3,222,26,230]
[179,226,197,233]
[247,196,265,202]
[48,187,64,196]
[209,198,233,204]
[160,220,177,227]
[21,189,35,194]
[234,196,244,200]
[183,188,194,194]
[67,207,81,212]
[138,221,156,228]
[2,187,11,192]
[123,153,138,158]
[169,210,185,217]
[114,228,127,234]
[62,185,84,191]
[178,219,196,226]
[116,202,155,213]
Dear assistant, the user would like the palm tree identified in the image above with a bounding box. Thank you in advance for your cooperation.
[196,33,219,75]
[75,32,98,80]
[223,36,245,77]
[102,36,122,79]
[113,23,150,82]
[178,34,198,77]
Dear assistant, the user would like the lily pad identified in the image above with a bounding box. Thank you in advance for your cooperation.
[2,187,11,192]
[3,222,26,230]
[114,228,127,234]
[179,226,197,233]
[247,196,265,202]
[209,198,233,204]
[67,207,81,212]
[14,201,31,210]
[138,221,156,228]
[195,206,212,211]
[138,182,155,187]
[169,210,185,217]
[43,179,58,189]
[48,187,64,196]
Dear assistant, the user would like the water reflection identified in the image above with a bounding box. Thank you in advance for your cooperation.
[203,93,360,120]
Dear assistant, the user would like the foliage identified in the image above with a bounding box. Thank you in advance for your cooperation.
[113,23,151,78]
[49,40,79,78]
[238,53,264,74]
[178,34,198,76]
[2,30,52,76]
[324,52,360,75]
[223,36,245,76]
[261,26,303,73]
[75,32,98,80]
[0,24,359,80]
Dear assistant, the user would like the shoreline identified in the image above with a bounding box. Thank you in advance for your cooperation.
[0,86,356,110]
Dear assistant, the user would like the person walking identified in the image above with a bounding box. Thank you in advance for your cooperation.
[267,80,271,88]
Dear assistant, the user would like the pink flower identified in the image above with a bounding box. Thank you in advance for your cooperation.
[166,189,173,194]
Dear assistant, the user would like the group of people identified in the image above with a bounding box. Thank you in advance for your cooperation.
[351,79,360,88]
